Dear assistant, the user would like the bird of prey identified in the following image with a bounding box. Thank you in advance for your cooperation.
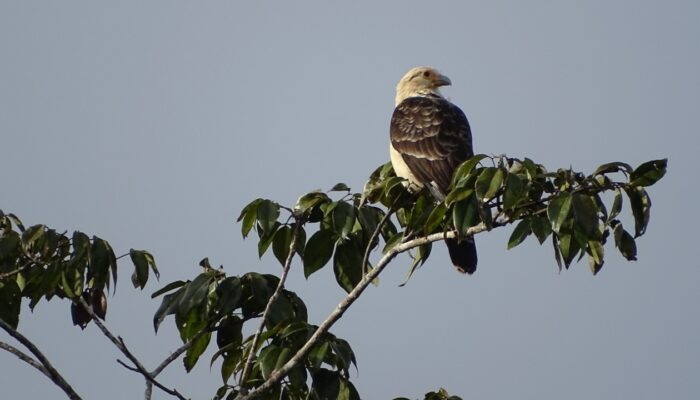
[389,66,478,274]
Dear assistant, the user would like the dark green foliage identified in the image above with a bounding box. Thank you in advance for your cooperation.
[394,387,463,400]
[0,211,159,329]
[239,156,666,286]
[0,155,666,400]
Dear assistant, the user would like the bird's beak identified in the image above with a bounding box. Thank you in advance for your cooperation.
[435,74,452,87]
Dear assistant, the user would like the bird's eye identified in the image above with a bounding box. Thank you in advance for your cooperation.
[423,71,431,77]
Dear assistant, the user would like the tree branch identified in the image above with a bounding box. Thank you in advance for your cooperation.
[0,319,82,400]
[238,221,301,393]
[0,340,50,378]
[0,260,32,279]
[144,328,210,400]
[235,223,487,400]
[361,206,397,275]
[74,297,188,400]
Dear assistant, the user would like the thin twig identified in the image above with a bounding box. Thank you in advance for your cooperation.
[0,261,32,279]
[74,297,188,400]
[152,329,209,377]
[238,221,301,393]
[0,340,50,378]
[361,207,396,275]
[0,319,82,400]
[235,224,487,400]
[144,328,210,400]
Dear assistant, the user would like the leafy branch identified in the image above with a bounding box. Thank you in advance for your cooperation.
[239,220,302,391]
[235,223,487,400]
[73,296,189,400]
[0,154,667,400]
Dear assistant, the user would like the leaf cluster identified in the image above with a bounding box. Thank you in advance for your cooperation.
[0,211,158,330]
[150,266,359,400]
[0,154,666,400]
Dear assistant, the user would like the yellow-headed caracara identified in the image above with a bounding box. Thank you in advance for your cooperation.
[390,66,478,274]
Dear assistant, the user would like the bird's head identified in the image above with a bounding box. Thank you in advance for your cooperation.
[395,66,451,105]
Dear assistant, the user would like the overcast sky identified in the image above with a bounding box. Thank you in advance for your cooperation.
[1,1,698,399]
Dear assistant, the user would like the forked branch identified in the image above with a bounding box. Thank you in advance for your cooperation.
[0,319,82,400]
[235,224,486,400]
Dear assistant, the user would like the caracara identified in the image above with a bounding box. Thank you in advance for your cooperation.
[389,66,478,274]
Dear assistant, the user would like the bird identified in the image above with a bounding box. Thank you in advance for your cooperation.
[389,66,478,274]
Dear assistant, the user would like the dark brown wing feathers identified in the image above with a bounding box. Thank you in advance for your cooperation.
[390,96,473,193]
[390,95,478,274]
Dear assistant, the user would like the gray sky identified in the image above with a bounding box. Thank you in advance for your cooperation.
[1,1,698,399]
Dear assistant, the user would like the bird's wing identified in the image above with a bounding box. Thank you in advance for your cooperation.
[390,96,473,193]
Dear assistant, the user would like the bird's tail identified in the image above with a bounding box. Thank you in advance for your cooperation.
[446,237,478,274]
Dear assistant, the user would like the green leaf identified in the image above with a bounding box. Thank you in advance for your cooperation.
[272,225,294,266]
[357,206,382,238]
[613,224,637,261]
[630,158,667,187]
[151,280,186,298]
[255,199,280,235]
[216,277,242,316]
[6,212,26,232]
[529,215,552,244]
[507,219,532,249]
[220,350,241,384]
[217,315,243,350]
[400,243,432,286]
[129,249,157,289]
[294,191,331,219]
[184,329,211,372]
[311,368,340,399]
[241,273,273,318]
[450,154,489,188]
[444,187,473,207]
[330,338,357,373]
[608,188,623,221]
[572,194,600,238]
[266,293,296,328]
[0,280,21,329]
[278,320,312,342]
[382,232,404,254]
[61,267,81,299]
[478,203,493,230]
[332,201,356,239]
[308,341,330,369]
[382,176,409,206]
[503,173,525,210]
[423,203,447,234]
[475,167,503,202]
[237,198,262,238]
[547,193,573,233]
[259,345,282,379]
[407,194,433,232]
[333,239,363,293]
[71,231,90,257]
[89,237,117,292]
[330,183,350,192]
[303,230,336,278]
[178,273,214,317]
[452,194,479,237]
[624,186,651,237]
[338,376,361,400]
[552,235,563,271]
[557,231,580,269]
[257,222,280,258]
[21,224,45,252]
[153,286,186,332]
[587,240,604,275]
[286,290,308,323]
[593,161,633,175]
